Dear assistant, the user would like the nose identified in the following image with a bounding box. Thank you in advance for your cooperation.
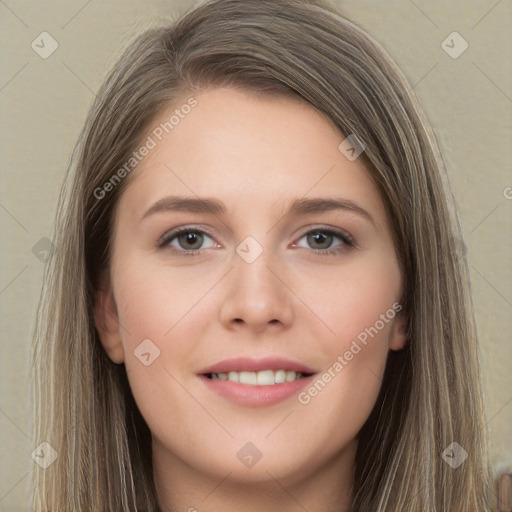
[218,248,295,334]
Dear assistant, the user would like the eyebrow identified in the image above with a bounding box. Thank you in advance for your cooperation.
[140,195,374,224]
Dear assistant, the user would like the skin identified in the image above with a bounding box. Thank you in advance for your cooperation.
[94,87,406,512]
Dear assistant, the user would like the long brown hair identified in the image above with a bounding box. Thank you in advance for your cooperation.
[32,0,492,510]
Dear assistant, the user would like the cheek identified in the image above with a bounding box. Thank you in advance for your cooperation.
[295,313,394,460]
[112,254,212,344]
[292,253,401,350]
[110,258,205,398]
[290,257,400,432]
[110,252,226,394]
[111,261,205,442]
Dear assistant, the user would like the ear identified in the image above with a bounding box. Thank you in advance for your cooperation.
[388,308,408,351]
[93,270,125,364]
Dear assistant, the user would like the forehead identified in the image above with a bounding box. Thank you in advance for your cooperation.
[116,87,385,224]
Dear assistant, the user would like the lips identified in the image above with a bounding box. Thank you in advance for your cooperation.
[198,357,317,407]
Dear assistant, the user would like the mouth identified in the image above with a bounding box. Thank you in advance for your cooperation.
[198,357,317,407]
[204,369,313,386]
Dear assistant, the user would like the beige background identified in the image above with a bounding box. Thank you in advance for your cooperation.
[1,0,510,509]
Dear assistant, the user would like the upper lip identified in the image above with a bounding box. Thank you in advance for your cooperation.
[200,357,317,375]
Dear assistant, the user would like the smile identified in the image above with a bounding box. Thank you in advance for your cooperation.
[198,357,317,407]
[206,369,309,385]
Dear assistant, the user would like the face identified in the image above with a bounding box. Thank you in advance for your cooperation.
[95,87,406,494]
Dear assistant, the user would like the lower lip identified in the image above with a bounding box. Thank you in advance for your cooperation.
[198,374,315,407]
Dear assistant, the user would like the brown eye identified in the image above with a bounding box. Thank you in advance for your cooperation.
[177,231,204,250]
[307,231,334,249]
[295,227,355,255]
[158,228,217,253]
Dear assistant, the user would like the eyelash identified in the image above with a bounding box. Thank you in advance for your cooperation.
[157,225,356,257]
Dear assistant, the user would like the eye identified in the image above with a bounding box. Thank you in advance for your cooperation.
[158,227,218,253]
[295,227,355,255]
[158,225,355,256]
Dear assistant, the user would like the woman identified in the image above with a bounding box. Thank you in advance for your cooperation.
[32,0,492,510]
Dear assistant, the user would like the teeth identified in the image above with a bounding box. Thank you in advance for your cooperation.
[285,371,296,382]
[210,369,307,385]
[257,370,274,385]
[239,371,257,385]
[275,369,286,383]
